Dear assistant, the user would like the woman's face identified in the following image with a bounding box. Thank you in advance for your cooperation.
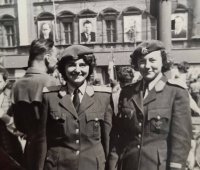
[137,51,163,82]
[64,58,90,87]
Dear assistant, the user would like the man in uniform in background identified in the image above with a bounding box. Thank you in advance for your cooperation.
[11,38,60,170]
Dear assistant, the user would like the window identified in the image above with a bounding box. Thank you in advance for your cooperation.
[5,26,14,46]
[63,22,73,44]
[58,11,75,45]
[106,20,116,42]
[101,8,119,43]
[0,15,16,47]
[4,0,13,4]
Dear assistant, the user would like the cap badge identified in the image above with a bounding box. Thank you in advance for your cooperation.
[141,47,148,54]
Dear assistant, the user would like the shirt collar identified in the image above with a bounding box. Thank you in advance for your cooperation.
[144,73,163,91]
[67,80,87,95]
[26,67,47,75]
[0,92,4,107]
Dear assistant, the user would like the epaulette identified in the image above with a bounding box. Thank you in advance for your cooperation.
[92,85,112,93]
[167,79,187,89]
[42,85,62,93]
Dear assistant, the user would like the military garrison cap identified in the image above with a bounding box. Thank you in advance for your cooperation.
[59,45,93,61]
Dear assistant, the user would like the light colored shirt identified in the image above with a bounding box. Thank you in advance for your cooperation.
[143,73,163,99]
[67,81,87,103]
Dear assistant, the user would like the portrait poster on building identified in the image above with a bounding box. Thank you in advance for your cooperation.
[171,13,188,40]
[123,15,142,42]
[37,20,54,41]
[79,18,97,44]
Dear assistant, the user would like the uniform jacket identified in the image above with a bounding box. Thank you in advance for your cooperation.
[11,67,60,170]
[0,93,23,164]
[108,76,192,170]
[42,84,113,170]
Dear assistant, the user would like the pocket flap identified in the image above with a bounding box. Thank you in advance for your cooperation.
[86,112,104,122]
[50,111,65,123]
[122,107,135,119]
[96,153,106,168]
[46,149,58,167]
[158,148,167,164]
[148,108,171,120]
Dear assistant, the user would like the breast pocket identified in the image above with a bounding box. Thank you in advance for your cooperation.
[86,112,104,139]
[148,108,171,134]
[47,111,67,137]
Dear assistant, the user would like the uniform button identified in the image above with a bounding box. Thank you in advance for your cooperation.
[157,116,160,120]
[75,119,78,122]
[139,123,142,126]
[95,118,99,121]
[125,115,127,118]
[137,145,140,149]
[138,134,141,138]
[56,116,59,120]
[118,135,120,138]
[46,157,49,160]
[76,140,79,144]
[76,129,79,133]
[76,150,80,155]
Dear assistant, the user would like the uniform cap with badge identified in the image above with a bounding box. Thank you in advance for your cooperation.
[130,40,165,69]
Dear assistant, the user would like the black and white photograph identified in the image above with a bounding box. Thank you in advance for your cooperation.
[79,18,96,44]
[123,15,142,42]
[171,13,188,40]
[38,20,54,41]
[1,0,200,170]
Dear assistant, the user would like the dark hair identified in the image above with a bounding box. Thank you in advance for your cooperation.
[130,50,173,73]
[177,61,190,73]
[58,54,96,81]
[28,38,54,66]
[0,66,9,81]
[117,66,134,83]
[83,20,92,26]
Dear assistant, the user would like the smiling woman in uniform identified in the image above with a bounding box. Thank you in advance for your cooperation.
[108,40,192,170]
[42,45,113,170]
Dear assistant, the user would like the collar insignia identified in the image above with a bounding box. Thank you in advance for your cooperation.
[141,47,148,54]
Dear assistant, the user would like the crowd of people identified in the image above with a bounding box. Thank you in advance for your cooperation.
[0,38,199,170]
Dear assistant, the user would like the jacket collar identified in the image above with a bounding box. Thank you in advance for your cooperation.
[26,67,47,75]
[132,76,168,112]
[59,85,94,118]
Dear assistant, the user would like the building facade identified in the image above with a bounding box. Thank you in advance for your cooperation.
[0,0,200,83]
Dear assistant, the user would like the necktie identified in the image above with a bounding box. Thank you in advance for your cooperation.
[143,82,148,98]
[73,89,80,112]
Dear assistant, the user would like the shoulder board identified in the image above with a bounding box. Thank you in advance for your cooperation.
[167,79,187,89]
[92,85,112,93]
[42,85,62,93]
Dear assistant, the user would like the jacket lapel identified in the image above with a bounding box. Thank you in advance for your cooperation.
[143,76,168,105]
[131,81,144,114]
[78,85,94,115]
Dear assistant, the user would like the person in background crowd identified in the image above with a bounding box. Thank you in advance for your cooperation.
[0,67,23,165]
[175,61,200,115]
[93,78,101,86]
[11,38,60,170]
[190,78,200,107]
[42,45,113,170]
[117,66,134,88]
[108,40,192,170]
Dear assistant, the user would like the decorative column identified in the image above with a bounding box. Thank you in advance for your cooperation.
[157,0,172,52]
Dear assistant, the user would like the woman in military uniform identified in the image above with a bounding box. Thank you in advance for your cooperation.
[108,40,192,170]
[42,45,113,170]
